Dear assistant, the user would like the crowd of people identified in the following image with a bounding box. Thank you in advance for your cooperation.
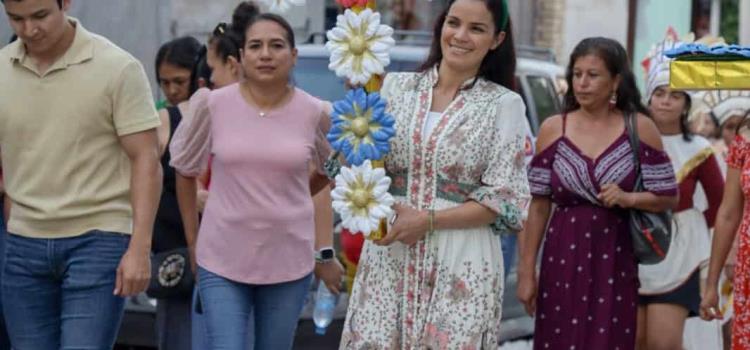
[2,0,750,349]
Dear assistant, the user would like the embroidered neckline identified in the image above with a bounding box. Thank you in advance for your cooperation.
[427,66,479,91]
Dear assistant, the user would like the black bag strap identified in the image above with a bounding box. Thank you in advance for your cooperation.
[166,106,182,138]
[623,113,644,189]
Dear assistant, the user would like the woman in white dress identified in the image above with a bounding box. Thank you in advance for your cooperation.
[636,52,725,350]
[339,0,530,348]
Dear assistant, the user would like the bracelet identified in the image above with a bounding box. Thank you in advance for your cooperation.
[323,152,342,179]
[428,209,435,234]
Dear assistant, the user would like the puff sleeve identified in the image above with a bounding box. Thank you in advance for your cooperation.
[169,88,213,177]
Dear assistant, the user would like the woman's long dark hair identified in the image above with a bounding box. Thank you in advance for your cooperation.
[155,36,202,83]
[240,13,296,50]
[418,0,516,91]
[563,37,650,118]
[189,45,211,93]
[680,96,693,141]
[209,2,259,63]
[735,109,750,134]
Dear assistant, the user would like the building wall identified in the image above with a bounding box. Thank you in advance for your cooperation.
[0,0,170,99]
[741,0,750,45]
[534,0,566,61]
[632,0,692,89]
[562,0,629,64]
[0,0,326,98]
[509,0,536,47]
[173,0,325,42]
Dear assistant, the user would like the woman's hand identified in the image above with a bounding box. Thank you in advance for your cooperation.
[598,183,635,208]
[725,263,736,282]
[314,259,345,294]
[197,189,209,213]
[375,204,429,246]
[517,271,538,316]
[699,285,723,321]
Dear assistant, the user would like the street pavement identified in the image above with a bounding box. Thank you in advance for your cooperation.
[293,319,345,349]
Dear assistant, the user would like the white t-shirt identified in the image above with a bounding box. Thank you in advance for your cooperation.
[422,111,442,138]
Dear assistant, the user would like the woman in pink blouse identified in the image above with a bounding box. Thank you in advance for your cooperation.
[169,13,342,349]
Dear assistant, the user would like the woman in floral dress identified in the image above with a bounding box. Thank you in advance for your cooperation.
[517,37,678,350]
[702,126,750,349]
[339,0,531,348]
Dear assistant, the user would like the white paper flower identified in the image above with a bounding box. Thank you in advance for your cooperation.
[325,9,395,86]
[332,161,394,234]
[259,0,305,14]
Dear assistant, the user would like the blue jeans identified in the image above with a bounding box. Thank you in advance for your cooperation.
[0,210,9,350]
[191,288,208,350]
[192,288,254,348]
[501,232,518,280]
[2,230,130,350]
[198,267,312,350]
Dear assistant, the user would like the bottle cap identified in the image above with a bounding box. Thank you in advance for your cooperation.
[315,326,327,335]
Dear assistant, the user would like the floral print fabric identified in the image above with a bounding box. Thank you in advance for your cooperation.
[727,134,750,350]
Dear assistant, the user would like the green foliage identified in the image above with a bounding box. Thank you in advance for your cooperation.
[721,0,739,44]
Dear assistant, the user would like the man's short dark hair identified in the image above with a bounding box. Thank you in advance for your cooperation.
[1,0,63,8]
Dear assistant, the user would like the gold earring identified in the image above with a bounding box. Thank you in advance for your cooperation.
[609,91,617,109]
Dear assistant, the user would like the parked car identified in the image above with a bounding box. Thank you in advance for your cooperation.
[294,43,563,136]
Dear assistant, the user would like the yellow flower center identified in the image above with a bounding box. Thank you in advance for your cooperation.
[349,36,367,56]
[351,117,370,138]
[351,188,371,209]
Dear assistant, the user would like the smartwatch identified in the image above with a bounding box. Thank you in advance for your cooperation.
[315,247,335,263]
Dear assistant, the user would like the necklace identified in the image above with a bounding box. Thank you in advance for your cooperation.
[241,84,292,118]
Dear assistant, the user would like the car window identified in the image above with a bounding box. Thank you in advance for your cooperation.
[526,75,559,125]
[294,55,426,102]
[395,60,422,73]
[293,57,347,102]
[515,76,535,128]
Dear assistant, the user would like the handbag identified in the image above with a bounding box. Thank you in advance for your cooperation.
[624,113,673,265]
[146,247,194,299]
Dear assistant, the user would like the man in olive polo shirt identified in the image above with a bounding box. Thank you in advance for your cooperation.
[0,0,163,348]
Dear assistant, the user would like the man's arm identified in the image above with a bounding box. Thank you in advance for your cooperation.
[115,129,162,296]
[2,194,8,227]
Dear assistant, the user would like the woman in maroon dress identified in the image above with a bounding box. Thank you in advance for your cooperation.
[517,37,679,349]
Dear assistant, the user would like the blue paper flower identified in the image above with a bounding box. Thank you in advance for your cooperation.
[327,88,396,166]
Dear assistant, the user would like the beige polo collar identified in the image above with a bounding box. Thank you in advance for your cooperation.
[9,17,94,70]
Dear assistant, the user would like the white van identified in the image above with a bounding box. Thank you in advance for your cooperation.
[293,43,565,136]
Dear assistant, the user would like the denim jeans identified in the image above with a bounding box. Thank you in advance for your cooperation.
[191,288,209,350]
[0,210,9,350]
[2,230,130,350]
[501,231,518,281]
[198,267,312,350]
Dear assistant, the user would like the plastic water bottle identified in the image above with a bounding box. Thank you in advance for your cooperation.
[313,281,337,335]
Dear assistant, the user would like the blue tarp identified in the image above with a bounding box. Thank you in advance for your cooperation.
[665,44,750,58]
